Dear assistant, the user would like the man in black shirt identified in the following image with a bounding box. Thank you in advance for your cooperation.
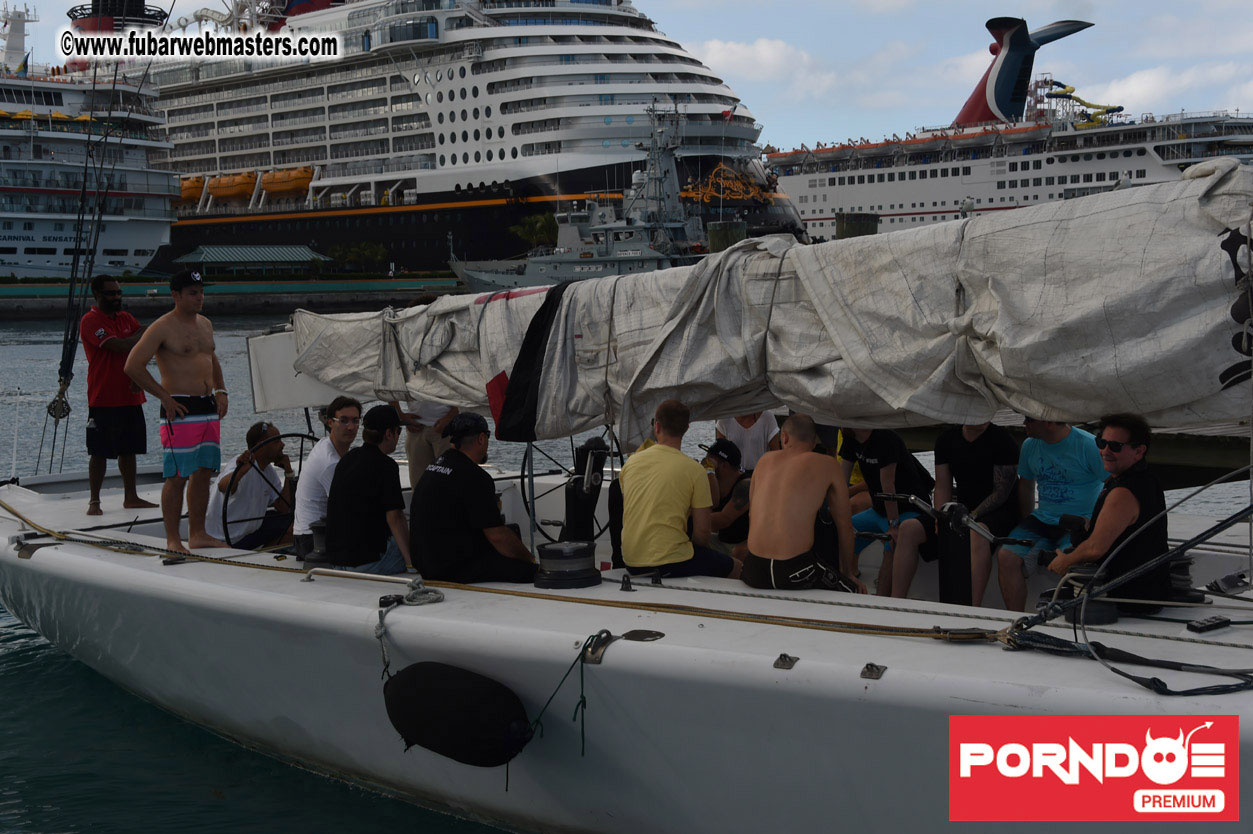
[409,413,536,584]
[1045,413,1170,606]
[838,428,935,598]
[324,404,414,574]
[933,422,1020,606]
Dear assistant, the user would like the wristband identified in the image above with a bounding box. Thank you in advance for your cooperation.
[213,388,228,396]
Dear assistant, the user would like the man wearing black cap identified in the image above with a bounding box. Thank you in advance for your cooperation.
[700,438,751,560]
[408,412,536,583]
[324,404,415,574]
[125,269,227,555]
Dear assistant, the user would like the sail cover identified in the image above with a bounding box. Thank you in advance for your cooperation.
[292,158,1253,445]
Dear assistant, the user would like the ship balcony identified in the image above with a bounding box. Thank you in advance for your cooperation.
[270,93,331,113]
[273,148,329,166]
[0,202,175,220]
[272,132,328,149]
[271,112,329,130]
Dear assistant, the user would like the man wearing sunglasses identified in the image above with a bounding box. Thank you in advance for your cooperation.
[293,395,361,558]
[1044,413,1171,606]
[995,415,1106,610]
[80,276,157,516]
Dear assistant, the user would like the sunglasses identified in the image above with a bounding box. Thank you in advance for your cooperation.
[332,416,361,425]
[1095,437,1139,452]
[101,290,122,297]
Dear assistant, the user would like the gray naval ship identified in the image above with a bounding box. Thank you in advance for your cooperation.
[450,108,709,293]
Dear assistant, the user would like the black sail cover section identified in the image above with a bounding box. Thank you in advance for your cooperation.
[383,662,534,767]
[496,282,573,442]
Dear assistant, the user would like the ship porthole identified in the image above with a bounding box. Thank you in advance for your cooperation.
[472,86,479,98]
[486,149,493,161]
[436,70,443,81]
[459,66,467,79]
[604,116,612,125]
[602,140,610,148]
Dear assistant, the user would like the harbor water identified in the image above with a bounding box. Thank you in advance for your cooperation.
[1,313,1248,832]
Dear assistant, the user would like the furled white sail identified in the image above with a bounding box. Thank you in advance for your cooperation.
[292,158,1253,445]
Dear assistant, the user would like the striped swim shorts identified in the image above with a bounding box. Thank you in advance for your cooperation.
[159,394,221,478]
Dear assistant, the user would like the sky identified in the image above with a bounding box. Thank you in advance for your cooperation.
[22,0,1253,151]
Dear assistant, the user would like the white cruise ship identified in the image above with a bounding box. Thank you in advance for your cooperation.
[765,17,1253,239]
[148,0,801,271]
[0,3,174,280]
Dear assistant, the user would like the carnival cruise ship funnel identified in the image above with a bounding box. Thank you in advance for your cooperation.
[953,17,1092,127]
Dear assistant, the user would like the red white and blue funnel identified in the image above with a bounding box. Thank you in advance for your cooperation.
[953,17,1092,127]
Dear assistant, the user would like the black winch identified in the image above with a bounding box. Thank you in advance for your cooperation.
[534,541,601,589]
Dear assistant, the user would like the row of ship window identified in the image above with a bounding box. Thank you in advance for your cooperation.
[437,108,494,124]
[996,170,1147,188]
[825,166,973,186]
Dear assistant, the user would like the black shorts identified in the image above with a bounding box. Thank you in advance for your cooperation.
[742,548,820,589]
[626,544,734,579]
[86,405,147,459]
[741,548,859,592]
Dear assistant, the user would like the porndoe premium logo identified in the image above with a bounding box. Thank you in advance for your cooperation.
[948,715,1239,821]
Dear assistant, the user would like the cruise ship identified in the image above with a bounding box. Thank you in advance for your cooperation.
[765,17,1253,239]
[149,0,801,271]
[0,3,174,279]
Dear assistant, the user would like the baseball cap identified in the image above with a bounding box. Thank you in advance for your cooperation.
[362,404,402,432]
[699,438,742,469]
[170,270,207,291]
[441,412,489,440]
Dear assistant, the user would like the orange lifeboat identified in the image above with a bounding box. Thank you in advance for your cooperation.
[178,176,204,203]
[206,172,258,201]
[260,166,314,197]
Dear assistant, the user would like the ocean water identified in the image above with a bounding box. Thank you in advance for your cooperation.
[2,313,1248,833]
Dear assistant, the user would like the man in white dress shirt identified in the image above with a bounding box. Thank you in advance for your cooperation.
[293,395,361,558]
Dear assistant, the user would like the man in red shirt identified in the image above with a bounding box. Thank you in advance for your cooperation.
[80,276,157,516]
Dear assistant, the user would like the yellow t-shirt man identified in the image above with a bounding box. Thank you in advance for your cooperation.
[619,443,712,568]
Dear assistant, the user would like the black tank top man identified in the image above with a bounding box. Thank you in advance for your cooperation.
[1089,460,1170,602]
[713,472,750,544]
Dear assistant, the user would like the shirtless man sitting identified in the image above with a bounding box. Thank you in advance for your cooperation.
[124,270,227,554]
[744,415,866,592]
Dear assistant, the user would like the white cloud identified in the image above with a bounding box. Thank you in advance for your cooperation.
[1129,14,1253,59]
[1081,63,1250,114]
[691,37,840,100]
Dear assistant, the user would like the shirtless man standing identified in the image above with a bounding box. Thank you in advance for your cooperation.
[744,415,865,592]
[124,270,227,554]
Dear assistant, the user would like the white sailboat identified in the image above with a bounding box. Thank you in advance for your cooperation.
[2,157,1252,831]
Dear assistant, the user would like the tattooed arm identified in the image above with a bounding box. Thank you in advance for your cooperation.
[971,464,1017,520]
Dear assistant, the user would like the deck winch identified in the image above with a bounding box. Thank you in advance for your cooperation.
[534,541,601,589]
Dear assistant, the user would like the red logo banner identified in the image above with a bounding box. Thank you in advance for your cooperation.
[949,715,1240,821]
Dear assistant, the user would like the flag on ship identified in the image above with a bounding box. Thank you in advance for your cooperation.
[15,51,29,78]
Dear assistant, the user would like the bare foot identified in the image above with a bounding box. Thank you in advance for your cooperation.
[122,497,159,509]
[166,539,191,555]
[188,533,228,549]
[86,500,102,516]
